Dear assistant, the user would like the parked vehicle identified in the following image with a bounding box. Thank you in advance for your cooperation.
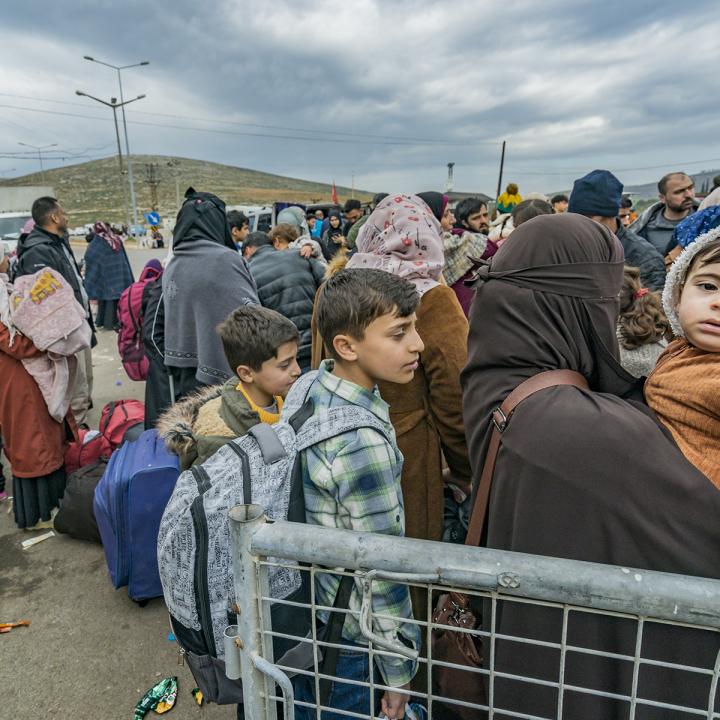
[129,224,147,237]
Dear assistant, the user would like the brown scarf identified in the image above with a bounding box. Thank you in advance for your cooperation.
[646,338,720,487]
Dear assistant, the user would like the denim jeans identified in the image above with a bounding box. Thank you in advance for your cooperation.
[293,645,377,719]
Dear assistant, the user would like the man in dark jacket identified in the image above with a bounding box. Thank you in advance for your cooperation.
[15,196,94,425]
[568,170,666,291]
[248,226,325,370]
[630,172,698,256]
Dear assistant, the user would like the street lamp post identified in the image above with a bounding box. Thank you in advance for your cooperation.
[83,56,149,226]
[17,142,57,183]
[76,90,145,228]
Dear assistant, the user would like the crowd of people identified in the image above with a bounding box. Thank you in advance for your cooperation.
[1,166,719,717]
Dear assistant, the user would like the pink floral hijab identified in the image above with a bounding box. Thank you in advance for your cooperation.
[347,193,445,296]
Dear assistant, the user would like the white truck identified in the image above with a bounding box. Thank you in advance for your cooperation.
[0,185,55,257]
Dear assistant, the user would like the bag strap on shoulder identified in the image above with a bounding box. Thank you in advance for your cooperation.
[464,369,589,548]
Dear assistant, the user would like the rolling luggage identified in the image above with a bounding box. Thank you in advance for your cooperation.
[94,429,180,602]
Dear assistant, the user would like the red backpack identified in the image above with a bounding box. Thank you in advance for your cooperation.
[64,429,113,475]
[99,400,145,449]
[117,265,162,381]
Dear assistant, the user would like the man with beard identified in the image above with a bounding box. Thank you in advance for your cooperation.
[631,172,698,256]
[15,196,94,425]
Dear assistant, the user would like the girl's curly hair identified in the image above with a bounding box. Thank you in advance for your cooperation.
[618,267,672,350]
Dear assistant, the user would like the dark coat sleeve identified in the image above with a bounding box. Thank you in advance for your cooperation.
[622,231,667,291]
[417,286,473,481]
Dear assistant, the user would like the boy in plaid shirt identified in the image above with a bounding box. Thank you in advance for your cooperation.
[294,268,424,720]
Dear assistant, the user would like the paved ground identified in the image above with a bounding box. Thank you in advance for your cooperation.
[1,245,233,720]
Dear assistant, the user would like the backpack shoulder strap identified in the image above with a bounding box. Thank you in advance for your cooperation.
[464,369,589,548]
[294,405,391,451]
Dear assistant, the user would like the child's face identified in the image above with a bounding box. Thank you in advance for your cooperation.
[677,260,720,352]
[242,341,302,400]
[347,311,425,387]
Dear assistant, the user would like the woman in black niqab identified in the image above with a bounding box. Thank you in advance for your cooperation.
[461,213,720,718]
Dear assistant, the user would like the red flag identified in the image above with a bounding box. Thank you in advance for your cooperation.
[331,180,338,205]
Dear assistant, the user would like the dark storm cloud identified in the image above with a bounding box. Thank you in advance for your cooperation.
[1,0,718,192]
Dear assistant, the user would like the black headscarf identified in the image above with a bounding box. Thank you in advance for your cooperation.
[326,209,343,240]
[172,189,235,251]
[416,191,446,222]
[461,213,720,717]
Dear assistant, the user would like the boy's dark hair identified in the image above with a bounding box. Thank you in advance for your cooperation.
[686,237,720,278]
[372,192,389,208]
[268,223,300,245]
[550,194,568,205]
[620,195,633,209]
[243,231,272,250]
[512,198,553,227]
[32,196,60,226]
[454,196,487,227]
[217,305,300,372]
[316,268,419,360]
[227,210,248,230]
[618,266,671,350]
[343,198,362,213]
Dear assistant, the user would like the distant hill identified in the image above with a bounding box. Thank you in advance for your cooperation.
[0,155,372,225]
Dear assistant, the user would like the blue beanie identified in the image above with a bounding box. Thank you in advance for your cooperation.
[568,170,623,218]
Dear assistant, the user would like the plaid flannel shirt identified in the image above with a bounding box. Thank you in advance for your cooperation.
[442,230,488,286]
[301,360,420,687]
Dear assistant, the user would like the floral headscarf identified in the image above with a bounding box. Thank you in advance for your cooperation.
[93,221,123,252]
[347,194,444,296]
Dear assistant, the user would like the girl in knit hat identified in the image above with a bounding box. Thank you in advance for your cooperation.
[617,266,671,377]
[645,226,720,487]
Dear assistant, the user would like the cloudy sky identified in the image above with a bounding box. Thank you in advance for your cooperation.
[1,0,718,196]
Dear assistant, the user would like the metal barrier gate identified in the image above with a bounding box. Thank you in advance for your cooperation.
[226,504,720,719]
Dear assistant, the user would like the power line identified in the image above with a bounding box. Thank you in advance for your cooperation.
[0,93,500,147]
[507,157,720,177]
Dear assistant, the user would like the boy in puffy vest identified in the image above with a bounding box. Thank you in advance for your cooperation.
[293,268,423,720]
[158,306,301,469]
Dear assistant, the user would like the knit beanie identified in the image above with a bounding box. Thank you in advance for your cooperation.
[568,170,623,218]
[663,225,720,337]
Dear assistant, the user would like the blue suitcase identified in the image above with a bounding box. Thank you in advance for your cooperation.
[93,429,180,601]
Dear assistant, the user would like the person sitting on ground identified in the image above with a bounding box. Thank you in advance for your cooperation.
[293,268,422,720]
[0,246,78,530]
[551,193,568,213]
[158,306,300,470]
[568,169,666,291]
[645,226,720,488]
[275,206,326,263]
[461,212,720,718]
[631,171,698,257]
[162,188,259,401]
[445,196,494,315]
[227,210,249,251]
[617,266,671,377]
[248,225,325,371]
[496,182,522,214]
[83,221,134,330]
[319,209,346,261]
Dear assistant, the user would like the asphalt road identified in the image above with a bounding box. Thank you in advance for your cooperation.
[1,244,233,720]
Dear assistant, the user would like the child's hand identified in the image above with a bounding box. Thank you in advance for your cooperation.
[299,245,313,259]
[381,684,410,718]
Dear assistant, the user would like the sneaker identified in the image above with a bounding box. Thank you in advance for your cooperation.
[25,517,54,531]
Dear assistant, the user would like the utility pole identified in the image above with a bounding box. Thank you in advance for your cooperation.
[18,142,57,183]
[145,163,160,211]
[83,56,149,226]
[75,89,145,227]
[494,140,507,218]
[166,158,182,216]
[351,171,355,199]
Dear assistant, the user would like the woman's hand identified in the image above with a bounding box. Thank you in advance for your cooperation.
[334,235,346,246]
[299,244,313,259]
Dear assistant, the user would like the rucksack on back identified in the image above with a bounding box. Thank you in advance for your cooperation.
[156,371,390,704]
[117,265,162,381]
